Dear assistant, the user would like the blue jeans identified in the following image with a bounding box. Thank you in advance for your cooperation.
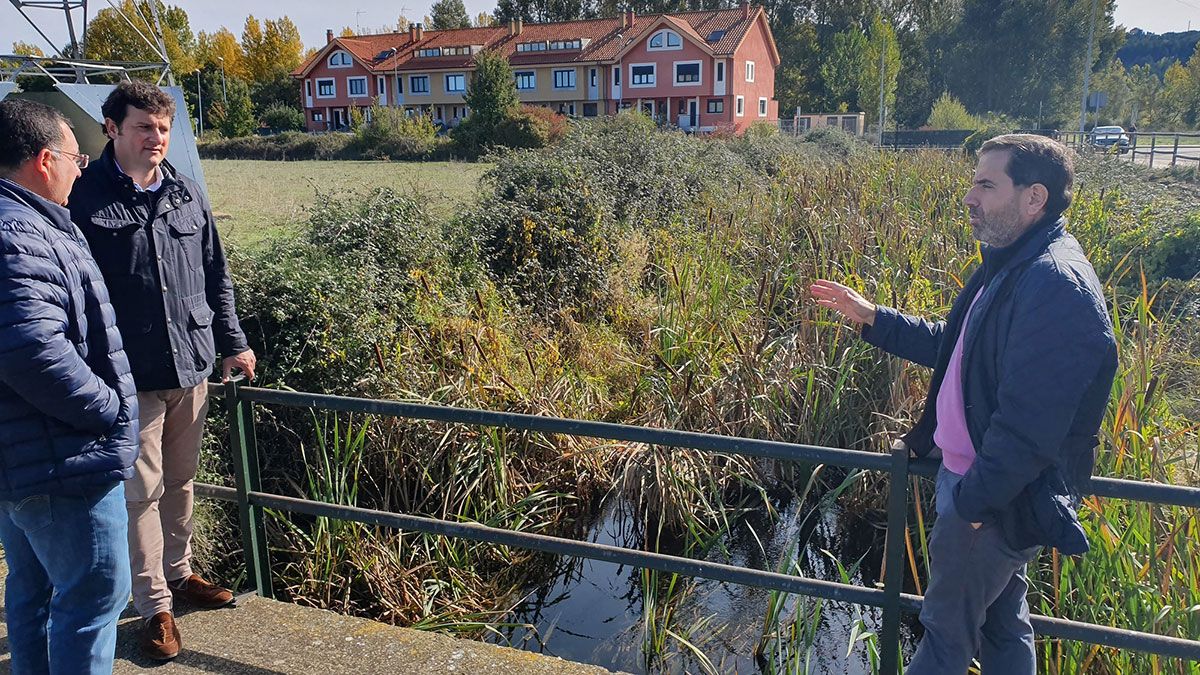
[907,465,1042,674]
[0,482,130,675]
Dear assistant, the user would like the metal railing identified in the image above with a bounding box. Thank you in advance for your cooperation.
[197,379,1200,673]
[1056,130,1200,168]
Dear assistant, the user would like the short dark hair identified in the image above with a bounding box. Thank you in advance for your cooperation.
[979,133,1075,217]
[101,80,176,128]
[0,99,72,175]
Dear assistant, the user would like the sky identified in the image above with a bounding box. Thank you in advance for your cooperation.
[3,0,1199,54]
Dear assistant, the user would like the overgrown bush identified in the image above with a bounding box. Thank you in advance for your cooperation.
[351,106,446,160]
[468,113,751,313]
[260,103,305,132]
[454,104,568,159]
[799,125,868,158]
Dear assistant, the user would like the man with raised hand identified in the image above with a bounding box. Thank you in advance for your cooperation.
[68,80,255,661]
[0,98,139,673]
[811,134,1118,673]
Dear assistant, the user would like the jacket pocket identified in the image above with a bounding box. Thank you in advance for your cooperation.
[185,293,217,370]
[1001,469,1089,555]
[167,211,205,272]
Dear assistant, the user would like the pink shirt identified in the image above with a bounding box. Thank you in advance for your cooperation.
[934,288,986,476]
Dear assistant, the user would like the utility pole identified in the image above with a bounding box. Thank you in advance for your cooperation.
[1079,0,1099,137]
[218,56,228,106]
[194,69,203,136]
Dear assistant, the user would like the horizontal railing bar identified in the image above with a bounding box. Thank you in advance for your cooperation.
[209,385,1200,510]
[193,481,1200,660]
[223,386,894,472]
[245,489,887,607]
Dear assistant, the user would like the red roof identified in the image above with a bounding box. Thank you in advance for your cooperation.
[292,6,773,77]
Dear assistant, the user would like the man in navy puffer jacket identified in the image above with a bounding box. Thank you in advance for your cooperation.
[0,98,139,673]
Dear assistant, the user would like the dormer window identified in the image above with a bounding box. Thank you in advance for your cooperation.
[549,39,583,50]
[516,41,548,52]
[416,48,442,57]
[328,50,353,68]
[648,29,682,51]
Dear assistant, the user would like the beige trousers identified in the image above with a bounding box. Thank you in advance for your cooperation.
[127,383,208,618]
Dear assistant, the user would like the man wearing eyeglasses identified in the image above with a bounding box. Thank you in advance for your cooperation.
[0,98,139,673]
[68,80,255,661]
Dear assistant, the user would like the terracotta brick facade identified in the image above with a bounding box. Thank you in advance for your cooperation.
[292,4,780,134]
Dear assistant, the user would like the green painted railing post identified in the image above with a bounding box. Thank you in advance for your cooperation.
[879,443,911,674]
[224,378,273,599]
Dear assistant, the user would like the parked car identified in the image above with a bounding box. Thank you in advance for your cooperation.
[1090,125,1131,153]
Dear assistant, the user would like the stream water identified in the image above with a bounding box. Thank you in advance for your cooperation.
[488,486,920,673]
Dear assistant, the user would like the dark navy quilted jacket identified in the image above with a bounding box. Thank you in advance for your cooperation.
[862,216,1118,555]
[0,178,139,500]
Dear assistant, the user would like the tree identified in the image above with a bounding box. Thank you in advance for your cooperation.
[195,28,245,79]
[260,103,305,131]
[464,50,519,123]
[858,15,901,125]
[1127,63,1162,127]
[340,27,356,38]
[261,17,305,74]
[241,16,266,79]
[926,92,978,129]
[820,29,868,111]
[209,77,257,137]
[84,0,196,78]
[475,12,497,27]
[431,0,472,30]
[11,42,44,57]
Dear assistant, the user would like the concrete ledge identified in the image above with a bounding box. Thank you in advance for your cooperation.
[2,551,620,674]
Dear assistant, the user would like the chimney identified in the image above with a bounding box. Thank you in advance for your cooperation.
[516,18,523,34]
[624,9,635,27]
[740,0,750,18]
[416,23,424,41]
[509,19,516,36]
[326,29,334,44]
[409,23,417,41]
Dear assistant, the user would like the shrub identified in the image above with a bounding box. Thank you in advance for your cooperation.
[351,106,443,160]
[963,123,1011,154]
[800,125,867,158]
[260,103,305,132]
[469,115,750,313]
[926,92,979,130]
[198,131,353,160]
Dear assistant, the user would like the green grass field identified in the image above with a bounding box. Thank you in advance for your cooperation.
[201,160,491,247]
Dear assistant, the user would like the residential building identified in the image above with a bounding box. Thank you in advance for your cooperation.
[291,3,779,134]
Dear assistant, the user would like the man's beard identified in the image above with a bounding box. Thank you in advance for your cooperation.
[970,202,1024,247]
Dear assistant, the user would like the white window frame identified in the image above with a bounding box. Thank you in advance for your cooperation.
[629,62,656,88]
[673,60,702,86]
[409,74,431,95]
[707,98,723,114]
[316,77,336,99]
[716,61,725,82]
[305,80,312,96]
[312,110,324,122]
[347,76,368,98]
[612,66,621,86]
[445,73,467,93]
[328,50,353,68]
[758,97,768,117]
[515,70,536,90]
[745,61,755,82]
[376,76,385,95]
[736,95,744,117]
[648,29,683,51]
[553,68,576,90]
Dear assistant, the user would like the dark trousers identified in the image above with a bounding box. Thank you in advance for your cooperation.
[908,465,1041,674]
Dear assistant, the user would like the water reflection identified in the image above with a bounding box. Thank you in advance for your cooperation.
[489,486,919,673]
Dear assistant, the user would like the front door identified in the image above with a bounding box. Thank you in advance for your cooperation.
[688,100,698,128]
[333,108,346,129]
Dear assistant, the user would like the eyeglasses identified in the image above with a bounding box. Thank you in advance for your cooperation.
[51,148,89,169]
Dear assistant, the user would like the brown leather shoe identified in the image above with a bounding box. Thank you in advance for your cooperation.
[140,611,181,661]
[170,573,234,609]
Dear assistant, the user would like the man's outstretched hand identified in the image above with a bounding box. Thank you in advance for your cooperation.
[810,279,877,326]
